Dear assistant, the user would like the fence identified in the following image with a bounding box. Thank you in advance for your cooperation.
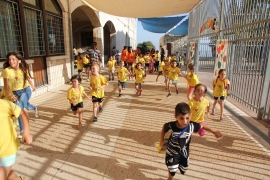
[188,0,270,120]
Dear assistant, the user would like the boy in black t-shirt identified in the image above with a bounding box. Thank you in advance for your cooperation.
[159,102,222,180]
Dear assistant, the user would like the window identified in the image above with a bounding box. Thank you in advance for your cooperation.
[24,6,45,56]
[23,0,39,6]
[45,0,64,55]
[0,0,23,59]
[46,14,64,54]
[81,32,93,47]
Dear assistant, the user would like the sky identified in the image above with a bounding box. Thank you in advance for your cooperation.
[136,20,164,49]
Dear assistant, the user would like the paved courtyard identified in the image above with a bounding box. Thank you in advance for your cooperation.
[14,69,270,180]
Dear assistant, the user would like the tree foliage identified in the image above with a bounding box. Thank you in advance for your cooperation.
[137,41,155,54]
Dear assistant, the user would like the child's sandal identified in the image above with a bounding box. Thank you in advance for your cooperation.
[78,123,82,130]
[19,176,24,180]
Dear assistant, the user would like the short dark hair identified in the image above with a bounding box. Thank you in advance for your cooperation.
[175,102,191,116]
[195,83,207,93]
[70,74,82,83]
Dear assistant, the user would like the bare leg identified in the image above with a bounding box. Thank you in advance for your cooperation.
[167,171,173,180]
[93,102,98,117]
[220,100,224,117]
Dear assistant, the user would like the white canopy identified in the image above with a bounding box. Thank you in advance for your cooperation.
[84,0,201,18]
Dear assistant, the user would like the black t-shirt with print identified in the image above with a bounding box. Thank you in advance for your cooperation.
[164,121,201,157]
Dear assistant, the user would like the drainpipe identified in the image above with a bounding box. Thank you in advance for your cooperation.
[68,0,74,77]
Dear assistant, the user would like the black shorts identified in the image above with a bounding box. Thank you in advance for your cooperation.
[92,96,104,103]
[145,63,150,67]
[166,153,189,176]
[71,102,83,111]
[83,64,90,68]
[214,96,225,100]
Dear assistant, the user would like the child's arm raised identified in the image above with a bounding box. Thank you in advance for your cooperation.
[201,124,222,138]
[83,92,91,100]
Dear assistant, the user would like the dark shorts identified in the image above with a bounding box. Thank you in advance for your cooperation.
[166,153,189,176]
[214,96,225,100]
[118,81,126,88]
[71,102,83,111]
[92,96,104,103]
[158,71,162,75]
[145,63,150,67]
[78,69,83,73]
[83,64,90,68]
[135,83,142,88]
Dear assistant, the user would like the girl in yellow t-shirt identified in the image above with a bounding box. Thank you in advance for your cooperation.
[211,69,231,120]
[1,52,38,138]
[134,62,146,97]
[188,84,210,136]
[0,99,32,180]
[162,60,170,90]
[76,55,84,78]
[183,63,199,101]
[107,56,117,81]
[67,75,91,129]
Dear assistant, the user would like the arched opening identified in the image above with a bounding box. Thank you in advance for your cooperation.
[71,5,101,51]
[103,21,116,62]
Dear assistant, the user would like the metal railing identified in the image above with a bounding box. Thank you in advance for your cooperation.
[188,0,270,120]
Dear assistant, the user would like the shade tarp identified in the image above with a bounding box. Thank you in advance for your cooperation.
[169,18,189,35]
[84,0,201,18]
[139,16,186,33]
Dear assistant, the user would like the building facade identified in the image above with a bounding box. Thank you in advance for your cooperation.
[160,34,187,56]
[0,0,137,96]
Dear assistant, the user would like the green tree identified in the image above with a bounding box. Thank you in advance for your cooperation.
[137,41,155,54]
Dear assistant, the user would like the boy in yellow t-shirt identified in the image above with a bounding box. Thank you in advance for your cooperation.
[167,60,182,98]
[82,52,90,81]
[107,56,117,81]
[89,64,108,122]
[0,99,32,180]
[137,53,145,67]
[116,61,129,97]
[162,60,170,89]
[134,62,146,97]
[76,55,83,78]
[67,75,91,129]
[143,52,151,73]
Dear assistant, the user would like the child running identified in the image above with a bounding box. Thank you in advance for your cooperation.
[156,58,165,82]
[0,99,32,180]
[167,60,182,98]
[116,61,129,97]
[211,69,230,120]
[134,62,146,97]
[183,63,199,100]
[107,55,117,81]
[188,84,210,136]
[82,52,90,81]
[149,55,155,74]
[89,63,108,122]
[162,60,170,89]
[76,55,83,78]
[67,75,91,130]
[159,102,222,180]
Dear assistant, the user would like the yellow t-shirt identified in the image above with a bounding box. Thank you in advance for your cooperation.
[168,66,180,81]
[1,67,30,91]
[213,78,230,97]
[116,67,129,82]
[162,65,170,76]
[134,69,145,84]
[154,53,160,62]
[138,57,145,65]
[90,75,108,98]
[166,56,171,62]
[188,98,210,123]
[186,72,199,87]
[77,59,83,70]
[144,55,151,63]
[158,61,165,71]
[0,99,21,158]
[107,60,117,70]
[67,86,85,104]
[82,57,89,64]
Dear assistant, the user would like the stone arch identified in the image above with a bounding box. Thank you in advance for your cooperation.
[103,21,117,62]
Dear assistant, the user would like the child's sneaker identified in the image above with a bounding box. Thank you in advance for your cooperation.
[35,106,39,117]
[108,77,111,81]
[112,77,114,81]
[99,107,103,113]
[93,116,98,122]
[118,94,122,97]
[176,90,179,94]
[211,109,215,115]
[18,131,23,139]
[167,93,171,98]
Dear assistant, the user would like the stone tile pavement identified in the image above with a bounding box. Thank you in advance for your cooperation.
[13,69,270,180]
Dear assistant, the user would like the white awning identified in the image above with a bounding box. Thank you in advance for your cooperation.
[84,0,201,18]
